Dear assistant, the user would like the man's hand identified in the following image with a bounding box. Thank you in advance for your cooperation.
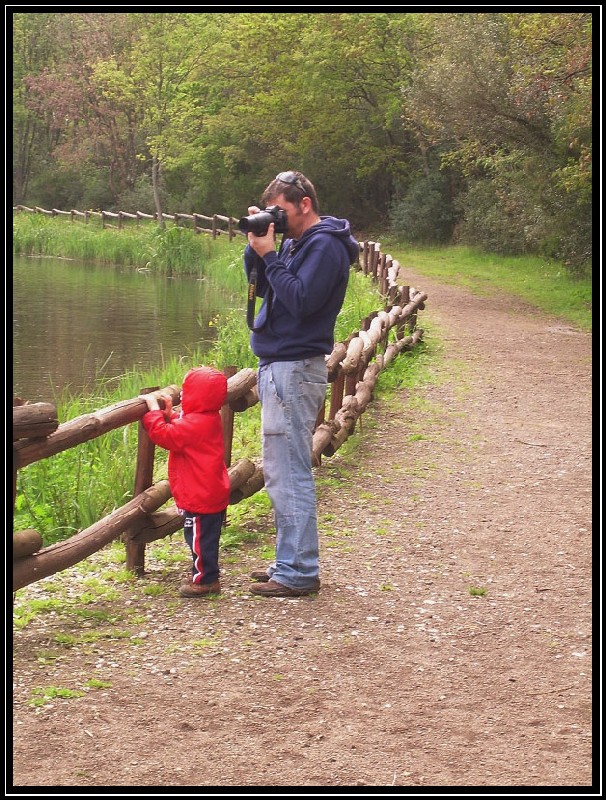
[248,222,276,258]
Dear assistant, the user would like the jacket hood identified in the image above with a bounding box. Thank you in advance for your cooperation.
[297,216,360,265]
[181,367,227,414]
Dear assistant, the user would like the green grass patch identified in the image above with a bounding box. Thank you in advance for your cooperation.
[84,679,112,689]
[382,240,592,332]
[28,686,86,707]
[12,212,243,277]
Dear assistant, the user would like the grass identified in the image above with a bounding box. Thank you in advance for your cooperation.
[381,240,592,332]
[28,687,86,707]
[12,211,242,276]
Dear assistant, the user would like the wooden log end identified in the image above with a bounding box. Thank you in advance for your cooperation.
[13,529,43,560]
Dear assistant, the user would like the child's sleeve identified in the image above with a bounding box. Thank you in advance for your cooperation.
[141,410,187,451]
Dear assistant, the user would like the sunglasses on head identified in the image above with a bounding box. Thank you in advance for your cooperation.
[275,171,306,193]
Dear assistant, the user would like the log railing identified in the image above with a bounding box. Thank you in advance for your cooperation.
[13,204,242,240]
[12,242,427,591]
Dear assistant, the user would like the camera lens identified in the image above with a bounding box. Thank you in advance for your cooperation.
[238,211,273,235]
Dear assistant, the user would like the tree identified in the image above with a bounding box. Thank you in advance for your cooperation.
[180,12,426,225]
[12,13,66,203]
[405,12,592,269]
[118,13,218,223]
[17,13,145,207]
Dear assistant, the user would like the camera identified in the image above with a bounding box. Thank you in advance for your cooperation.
[238,205,288,236]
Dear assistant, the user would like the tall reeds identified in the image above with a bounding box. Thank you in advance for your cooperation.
[12,212,243,275]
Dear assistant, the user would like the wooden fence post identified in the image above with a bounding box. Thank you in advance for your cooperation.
[362,241,370,275]
[371,243,380,280]
[379,253,388,295]
[328,370,345,420]
[125,387,159,575]
[221,367,237,468]
[398,286,410,339]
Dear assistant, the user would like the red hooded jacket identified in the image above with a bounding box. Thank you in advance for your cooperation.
[141,367,230,514]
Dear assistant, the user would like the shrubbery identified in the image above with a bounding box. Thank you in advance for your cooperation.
[389,173,458,244]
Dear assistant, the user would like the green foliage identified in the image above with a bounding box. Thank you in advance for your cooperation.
[114,176,158,216]
[335,268,386,342]
[12,212,242,274]
[405,12,592,276]
[390,172,458,243]
[12,11,591,274]
[28,687,86,707]
[143,225,211,275]
[455,179,529,255]
[206,308,257,372]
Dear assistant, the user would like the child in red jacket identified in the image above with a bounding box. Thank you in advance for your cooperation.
[139,366,231,598]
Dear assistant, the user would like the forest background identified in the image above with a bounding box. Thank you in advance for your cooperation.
[11,10,593,277]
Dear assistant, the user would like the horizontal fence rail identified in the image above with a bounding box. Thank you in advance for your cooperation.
[12,240,427,591]
[13,204,242,240]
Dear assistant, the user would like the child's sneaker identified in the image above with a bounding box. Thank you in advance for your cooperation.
[179,579,221,598]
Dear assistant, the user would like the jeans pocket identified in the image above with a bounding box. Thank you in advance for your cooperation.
[300,380,327,422]
[261,372,287,435]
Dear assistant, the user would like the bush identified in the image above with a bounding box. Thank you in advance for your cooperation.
[456,176,592,277]
[116,176,160,215]
[389,173,458,244]
[455,179,529,255]
[27,167,87,210]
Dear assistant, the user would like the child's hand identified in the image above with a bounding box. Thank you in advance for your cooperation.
[161,395,173,420]
[138,393,160,412]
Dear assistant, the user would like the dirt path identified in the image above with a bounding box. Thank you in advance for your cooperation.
[11,271,594,791]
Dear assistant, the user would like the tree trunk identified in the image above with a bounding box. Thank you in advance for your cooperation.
[152,155,164,230]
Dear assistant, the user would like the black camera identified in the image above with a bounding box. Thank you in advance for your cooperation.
[238,205,288,236]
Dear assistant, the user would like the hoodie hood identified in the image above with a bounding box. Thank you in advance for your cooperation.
[181,367,227,414]
[295,216,360,265]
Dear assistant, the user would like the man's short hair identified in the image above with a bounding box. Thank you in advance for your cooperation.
[262,171,319,214]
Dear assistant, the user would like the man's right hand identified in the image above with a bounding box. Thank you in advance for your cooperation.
[248,223,276,258]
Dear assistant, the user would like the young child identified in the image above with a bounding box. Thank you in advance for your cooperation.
[138,366,231,598]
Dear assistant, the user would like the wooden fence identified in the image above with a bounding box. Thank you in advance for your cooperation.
[13,204,242,239]
[12,242,427,592]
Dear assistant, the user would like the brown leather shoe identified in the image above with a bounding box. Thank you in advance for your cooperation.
[250,569,271,582]
[179,579,221,598]
[250,579,320,597]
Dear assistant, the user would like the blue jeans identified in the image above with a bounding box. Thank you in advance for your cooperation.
[258,357,327,589]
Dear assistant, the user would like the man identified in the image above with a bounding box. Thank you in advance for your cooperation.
[243,170,359,597]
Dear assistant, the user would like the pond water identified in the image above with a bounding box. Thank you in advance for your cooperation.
[12,255,241,402]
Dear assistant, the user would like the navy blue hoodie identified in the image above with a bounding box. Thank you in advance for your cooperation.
[244,216,359,364]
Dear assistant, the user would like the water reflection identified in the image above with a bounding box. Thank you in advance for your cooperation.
[12,256,239,402]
